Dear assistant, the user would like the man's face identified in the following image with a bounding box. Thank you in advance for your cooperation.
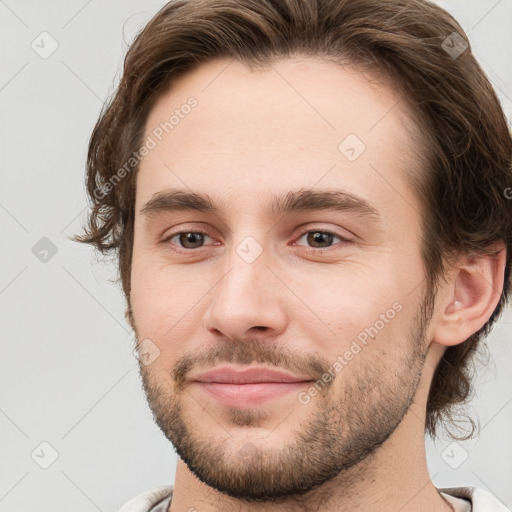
[130,57,434,501]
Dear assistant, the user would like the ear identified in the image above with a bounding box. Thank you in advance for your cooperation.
[431,242,506,347]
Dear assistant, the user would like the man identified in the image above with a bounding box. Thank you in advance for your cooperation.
[74,0,512,510]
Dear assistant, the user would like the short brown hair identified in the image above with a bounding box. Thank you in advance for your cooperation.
[74,0,512,440]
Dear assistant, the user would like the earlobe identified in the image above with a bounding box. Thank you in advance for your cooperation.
[432,243,506,347]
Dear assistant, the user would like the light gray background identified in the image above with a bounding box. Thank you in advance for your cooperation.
[1,1,511,511]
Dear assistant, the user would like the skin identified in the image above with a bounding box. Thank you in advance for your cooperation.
[128,57,505,512]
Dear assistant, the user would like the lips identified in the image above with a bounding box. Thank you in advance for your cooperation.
[191,366,311,384]
[190,366,314,408]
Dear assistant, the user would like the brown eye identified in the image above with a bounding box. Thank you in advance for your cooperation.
[180,232,205,249]
[165,231,212,250]
[295,230,351,250]
[307,231,334,248]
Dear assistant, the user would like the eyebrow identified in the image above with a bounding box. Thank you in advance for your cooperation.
[140,187,381,222]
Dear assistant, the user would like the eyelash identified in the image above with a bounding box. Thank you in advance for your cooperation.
[161,227,352,253]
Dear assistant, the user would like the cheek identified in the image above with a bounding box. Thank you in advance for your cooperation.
[291,264,404,333]
[130,258,208,341]
[324,301,404,360]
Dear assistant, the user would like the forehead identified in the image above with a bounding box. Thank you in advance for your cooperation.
[136,56,421,223]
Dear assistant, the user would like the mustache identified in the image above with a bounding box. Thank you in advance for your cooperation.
[169,338,331,391]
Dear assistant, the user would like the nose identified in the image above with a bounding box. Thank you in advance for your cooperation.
[202,244,288,341]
